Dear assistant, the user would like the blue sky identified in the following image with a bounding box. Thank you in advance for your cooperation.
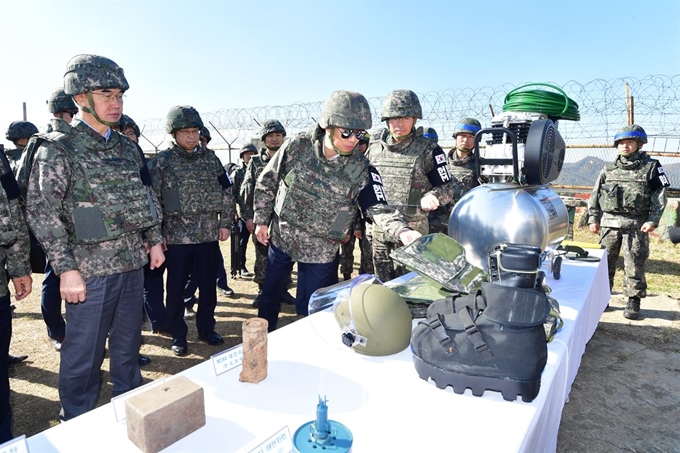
[2,0,679,149]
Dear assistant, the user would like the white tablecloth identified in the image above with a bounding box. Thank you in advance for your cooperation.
[28,251,609,453]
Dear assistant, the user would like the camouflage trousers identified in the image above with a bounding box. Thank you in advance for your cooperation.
[600,226,649,298]
[339,234,374,277]
[252,236,269,286]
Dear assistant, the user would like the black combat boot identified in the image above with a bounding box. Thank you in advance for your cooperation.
[623,296,641,320]
[252,284,263,307]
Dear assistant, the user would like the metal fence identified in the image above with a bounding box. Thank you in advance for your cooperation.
[136,74,680,190]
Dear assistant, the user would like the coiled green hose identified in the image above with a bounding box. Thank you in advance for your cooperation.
[503,83,580,121]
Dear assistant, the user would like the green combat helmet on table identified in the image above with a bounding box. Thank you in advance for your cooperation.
[334,284,412,357]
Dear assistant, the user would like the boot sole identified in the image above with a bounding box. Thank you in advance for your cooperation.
[413,354,541,402]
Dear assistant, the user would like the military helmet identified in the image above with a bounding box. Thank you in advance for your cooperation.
[5,121,39,141]
[452,118,482,138]
[166,105,204,134]
[200,126,212,143]
[318,90,372,130]
[63,54,129,95]
[240,142,258,157]
[421,126,439,142]
[381,89,422,121]
[259,119,286,141]
[614,124,647,148]
[333,284,412,356]
[118,114,140,138]
[47,88,78,114]
[358,130,371,145]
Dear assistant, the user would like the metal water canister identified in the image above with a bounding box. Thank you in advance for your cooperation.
[449,183,568,270]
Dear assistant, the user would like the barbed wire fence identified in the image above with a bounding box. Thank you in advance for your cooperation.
[137,74,680,190]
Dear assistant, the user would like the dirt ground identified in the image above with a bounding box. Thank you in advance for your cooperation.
[557,292,680,452]
[7,242,680,451]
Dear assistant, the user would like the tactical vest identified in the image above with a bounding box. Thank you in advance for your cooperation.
[0,159,18,246]
[160,147,223,215]
[599,156,656,216]
[44,123,159,245]
[273,135,367,241]
[250,150,271,182]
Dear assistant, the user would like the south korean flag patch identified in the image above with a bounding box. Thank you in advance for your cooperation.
[371,171,382,184]
[435,153,446,165]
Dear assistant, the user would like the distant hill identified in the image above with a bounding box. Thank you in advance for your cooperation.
[557,156,607,187]
[557,156,680,189]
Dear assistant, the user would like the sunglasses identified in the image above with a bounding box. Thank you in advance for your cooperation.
[339,128,368,140]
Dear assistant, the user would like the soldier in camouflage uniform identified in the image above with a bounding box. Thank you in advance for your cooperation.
[0,151,32,443]
[26,54,165,421]
[148,105,236,356]
[339,132,374,279]
[367,90,456,282]
[231,143,258,277]
[241,119,295,306]
[183,125,234,316]
[253,90,420,331]
[588,125,669,320]
[429,118,482,234]
[4,121,39,174]
[14,89,80,354]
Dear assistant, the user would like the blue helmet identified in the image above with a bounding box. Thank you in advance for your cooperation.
[613,124,647,148]
[452,118,481,138]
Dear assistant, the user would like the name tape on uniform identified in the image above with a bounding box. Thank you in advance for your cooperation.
[211,344,244,376]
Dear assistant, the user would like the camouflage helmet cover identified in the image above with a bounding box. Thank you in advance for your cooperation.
[381,89,422,121]
[47,88,78,114]
[452,118,482,138]
[259,119,286,141]
[6,121,39,141]
[318,90,372,130]
[333,283,412,356]
[118,114,140,138]
[166,105,204,134]
[63,54,129,96]
[200,126,212,143]
[613,124,648,147]
[240,142,258,157]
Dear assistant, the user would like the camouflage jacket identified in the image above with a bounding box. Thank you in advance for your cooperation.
[429,148,478,230]
[0,156,31,297]
[254,127,409,263]
[588,152,668,229]
[149,144,235,245]
[26,119,163,279]
[366,128,456,239]
[230,164,247,217]
[16,119,70,200]
[4,148,23,177]
[240,148,275,221]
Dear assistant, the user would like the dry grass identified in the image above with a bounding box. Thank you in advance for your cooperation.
[572,209,680,299]
[9,241,302,438]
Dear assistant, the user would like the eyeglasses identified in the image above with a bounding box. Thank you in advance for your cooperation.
[92,92,126,103]
[338,128,367,140]
[176,128,200,136]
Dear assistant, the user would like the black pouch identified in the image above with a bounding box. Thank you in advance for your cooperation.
[487,242,543,289]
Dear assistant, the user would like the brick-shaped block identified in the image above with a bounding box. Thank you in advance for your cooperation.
[125,376,205,453]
